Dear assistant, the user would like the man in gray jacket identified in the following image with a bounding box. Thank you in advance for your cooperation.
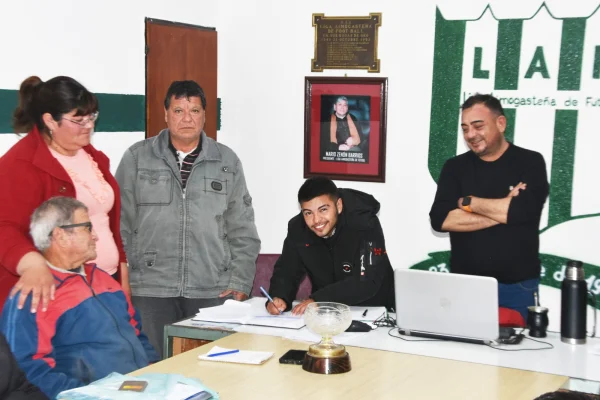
[116,80,260,357]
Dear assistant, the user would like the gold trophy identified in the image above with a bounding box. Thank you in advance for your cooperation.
[302,302,352,374]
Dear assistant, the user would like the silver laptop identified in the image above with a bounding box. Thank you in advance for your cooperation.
[394,269,499,344]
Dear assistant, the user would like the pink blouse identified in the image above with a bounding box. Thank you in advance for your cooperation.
[50,148,119,275]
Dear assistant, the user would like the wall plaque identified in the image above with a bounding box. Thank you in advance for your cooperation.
[312,13,381,73]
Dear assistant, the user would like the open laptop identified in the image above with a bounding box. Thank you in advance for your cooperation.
[394,269,499,345]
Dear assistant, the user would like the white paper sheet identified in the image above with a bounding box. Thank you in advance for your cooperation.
[192,298,305,329]
[198,346,273,365]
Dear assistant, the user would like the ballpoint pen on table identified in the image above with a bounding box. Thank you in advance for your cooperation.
[183,391,212,400]
[362,309,368,317]
[207,349,240,358]
[259,286,281,315]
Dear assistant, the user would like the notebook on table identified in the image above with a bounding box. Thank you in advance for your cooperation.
[394,269,499,345]
[198,346,274,365]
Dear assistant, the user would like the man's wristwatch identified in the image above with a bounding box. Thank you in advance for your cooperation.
[461,196,473,213]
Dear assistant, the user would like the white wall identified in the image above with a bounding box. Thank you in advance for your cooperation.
[215,0,600,268]
[2,0,600,330]
[2,0,595,257]
[217,0,444,262]
[0,0,221,163]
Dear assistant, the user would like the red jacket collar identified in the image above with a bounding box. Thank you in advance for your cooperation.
[23,126,109,182]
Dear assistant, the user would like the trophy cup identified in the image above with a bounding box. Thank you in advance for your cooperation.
[302,302,352,374]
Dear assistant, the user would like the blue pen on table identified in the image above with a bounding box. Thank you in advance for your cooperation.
[207,349,240,358]
[183,391,212,400]
[259,286,281,315]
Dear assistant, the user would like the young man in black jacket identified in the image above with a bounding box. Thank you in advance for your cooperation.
[0,333,47,400]
[267,177,395,315]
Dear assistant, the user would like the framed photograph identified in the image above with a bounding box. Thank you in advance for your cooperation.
[304,77,388,183]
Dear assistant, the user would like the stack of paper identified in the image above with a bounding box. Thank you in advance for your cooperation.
[198,346,273,365]
[193,298,305,329]
[194,300,251,323]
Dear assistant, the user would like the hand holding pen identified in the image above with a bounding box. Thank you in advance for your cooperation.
[260,286,285,315]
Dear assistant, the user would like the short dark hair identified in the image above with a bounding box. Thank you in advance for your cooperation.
[164,80,207,110]
[298,177,339,204]
[534,391,595,400]
[461,93,505,116]
[13,76,98,134]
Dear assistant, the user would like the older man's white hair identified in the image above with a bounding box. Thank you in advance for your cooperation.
[30,197,88,251]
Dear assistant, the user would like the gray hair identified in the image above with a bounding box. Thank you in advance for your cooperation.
[30,197,88,251]
[334,96,348,104]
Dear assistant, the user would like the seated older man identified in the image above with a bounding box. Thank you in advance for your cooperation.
[0,197,158,399]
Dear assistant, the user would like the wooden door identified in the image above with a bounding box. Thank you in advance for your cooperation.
[145,18,217,140]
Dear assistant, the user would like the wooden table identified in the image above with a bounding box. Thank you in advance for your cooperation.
[134,333,568,400]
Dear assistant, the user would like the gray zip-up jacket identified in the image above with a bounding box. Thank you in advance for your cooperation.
[115,129,261,298]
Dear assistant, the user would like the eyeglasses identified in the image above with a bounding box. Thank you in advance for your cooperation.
[49,222,93,236]
[62,112,99,127]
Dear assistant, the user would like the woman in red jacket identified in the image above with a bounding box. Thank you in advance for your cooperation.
[0,76,129,312]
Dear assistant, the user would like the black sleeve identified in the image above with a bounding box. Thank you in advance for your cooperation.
[429,159,460,232]
[507,152,549,225]
[350,113,364,136]
[268,236,307,312]
[310,218,392,305]
[0,334,48,400]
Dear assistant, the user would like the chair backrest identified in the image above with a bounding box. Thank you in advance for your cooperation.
[251,254,312,300]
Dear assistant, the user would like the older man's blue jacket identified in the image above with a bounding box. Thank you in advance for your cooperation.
[0,264,158,399]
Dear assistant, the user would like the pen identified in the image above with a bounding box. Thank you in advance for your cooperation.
[362,309,368,317]
[207,349,240,357]
[183,391,210,400]
[260,286,281,315]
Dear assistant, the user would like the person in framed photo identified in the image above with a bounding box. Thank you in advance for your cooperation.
[320,95,370,163]
[330,96,362,150]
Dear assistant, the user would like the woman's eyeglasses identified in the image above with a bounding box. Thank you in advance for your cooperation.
[62,112,99,127]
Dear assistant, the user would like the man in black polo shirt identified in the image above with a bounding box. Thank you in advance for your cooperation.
[266,177,395,315]
[429,94,549,320]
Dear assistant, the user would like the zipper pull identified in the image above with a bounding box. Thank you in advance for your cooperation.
[360,242,366,276]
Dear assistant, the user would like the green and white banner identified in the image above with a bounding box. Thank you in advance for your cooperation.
[415,4,600,304]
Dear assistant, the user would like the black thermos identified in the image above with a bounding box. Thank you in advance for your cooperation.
[561,260,596,344]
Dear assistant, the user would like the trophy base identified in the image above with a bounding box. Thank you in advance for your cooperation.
[302,352,351,374]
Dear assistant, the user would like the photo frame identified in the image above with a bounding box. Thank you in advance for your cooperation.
[304,77,388,183]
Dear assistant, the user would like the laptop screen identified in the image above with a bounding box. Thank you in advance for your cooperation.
[394,269,499,341]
